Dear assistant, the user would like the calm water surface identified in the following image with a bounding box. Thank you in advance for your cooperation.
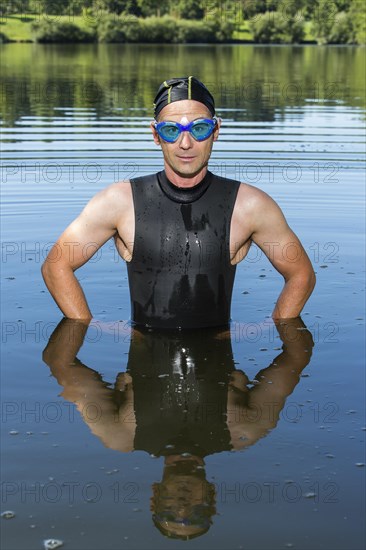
[1,44,365,550]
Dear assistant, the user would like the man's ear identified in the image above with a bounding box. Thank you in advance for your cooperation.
[150,121,161,146]
[213,117,221,142]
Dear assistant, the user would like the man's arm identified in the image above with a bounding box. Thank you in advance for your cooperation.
[41,182,132,320]
[233,184,316,319]
[43,318,135,452]
[227,317,314,450]
[252,189,315,318]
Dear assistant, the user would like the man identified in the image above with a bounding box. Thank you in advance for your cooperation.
[42,76,315,328]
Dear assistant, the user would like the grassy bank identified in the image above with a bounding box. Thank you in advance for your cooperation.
[0,14,94,42]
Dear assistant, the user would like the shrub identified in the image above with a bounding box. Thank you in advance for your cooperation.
[175,19,216,43]
[97,13,127,42]
[349,0,366,44]
[30,13,233,44]
[139,16,179,43]
[175,19,234,44]
[212,20,235,42]
[311,0,334,45]
[327,11,356,44]
[282,16,305,43]
[123,14,143,41]
[0,32,10,43]
[142,17,233,44]
[31,20,95,43]
[250,11,304,43]
[250,11,285,43]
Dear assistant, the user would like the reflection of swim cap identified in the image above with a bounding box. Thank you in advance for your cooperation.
[153,502,213,540]
[154,76,215,119]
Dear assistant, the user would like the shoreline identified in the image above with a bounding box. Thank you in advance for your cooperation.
[1,13,363,46]
[2,40,363,46]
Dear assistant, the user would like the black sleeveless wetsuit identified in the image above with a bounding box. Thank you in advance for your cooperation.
[127,170,241,329]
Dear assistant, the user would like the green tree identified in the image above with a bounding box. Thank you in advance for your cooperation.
[93,0,140,15]
[176,0,204,20]
[29,0,70,15]
[1,0,30,15]
[136,0,170,17]
[328,11,356,43]
[250,10,304,43]
[311,0,338,44]
[349,0,366,44]
[277,0,308,35]
[311,0,364,44]
[278,0,307,18]
[242,1,272,18]
[333,0,352,10]
[69,1,93,15]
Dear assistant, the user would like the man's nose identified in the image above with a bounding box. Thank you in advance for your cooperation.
[178,131,194,149]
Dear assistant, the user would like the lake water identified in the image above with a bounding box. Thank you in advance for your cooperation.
[1,44,365,550]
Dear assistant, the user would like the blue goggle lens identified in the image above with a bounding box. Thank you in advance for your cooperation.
[155,119,217,143]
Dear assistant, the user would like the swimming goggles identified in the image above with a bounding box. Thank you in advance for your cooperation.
[154,118,217,143]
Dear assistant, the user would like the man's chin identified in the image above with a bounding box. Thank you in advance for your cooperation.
[170,163,207,180]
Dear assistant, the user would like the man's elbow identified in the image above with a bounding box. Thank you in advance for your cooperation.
[295,267,316,304]
[286,266,316,296]
[308,268,316,295]
[41,259,56,286]
[41,259,50,284]
[41,257,71,286]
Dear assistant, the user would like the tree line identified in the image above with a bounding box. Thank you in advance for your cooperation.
[1,0,365,44]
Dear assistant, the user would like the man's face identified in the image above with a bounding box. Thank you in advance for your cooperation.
[150,100,221,184]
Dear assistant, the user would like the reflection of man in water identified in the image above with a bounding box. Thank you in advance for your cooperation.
[43,318,314,539]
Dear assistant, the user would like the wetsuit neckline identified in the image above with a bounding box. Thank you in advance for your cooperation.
[157,170,212,204]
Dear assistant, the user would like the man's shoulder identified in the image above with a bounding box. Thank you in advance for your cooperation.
[236,181,278,207]
[86,180,133,216]
[99,179,132,200]
[233,181,283,224]
[210,173,272,203]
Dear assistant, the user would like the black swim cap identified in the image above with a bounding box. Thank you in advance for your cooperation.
[153,76,215,119]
